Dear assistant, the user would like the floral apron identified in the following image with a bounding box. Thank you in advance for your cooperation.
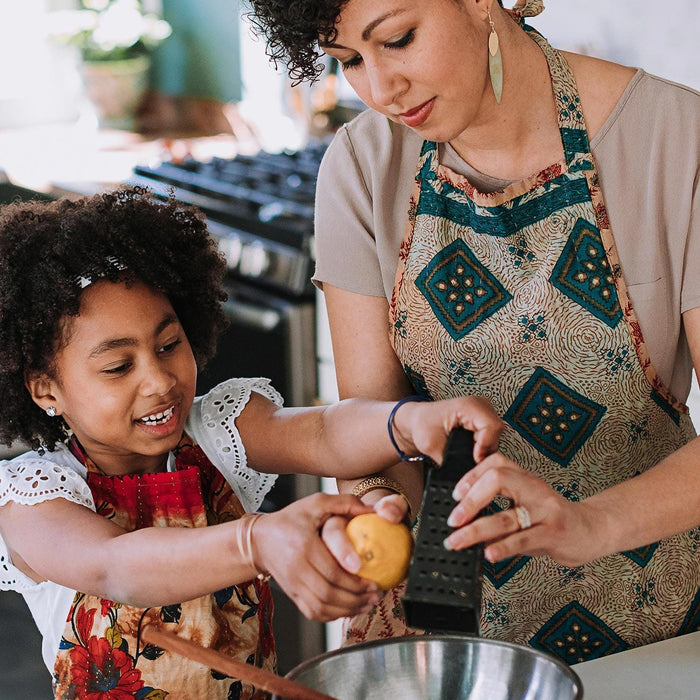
[53,436,275,699]
[346,29,700,663]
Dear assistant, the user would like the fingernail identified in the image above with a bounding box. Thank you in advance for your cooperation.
[452,485,467,500]
[344,553,361,573]
[446,510,459,527]
[443,538,454,551]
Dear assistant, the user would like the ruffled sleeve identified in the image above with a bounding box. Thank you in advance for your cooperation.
[185,377,281,513]
[0,453,95,592]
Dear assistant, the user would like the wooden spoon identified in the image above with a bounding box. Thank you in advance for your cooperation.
[141,625,339,700]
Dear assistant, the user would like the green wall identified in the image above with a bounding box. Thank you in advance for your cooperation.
[151,0,243,102]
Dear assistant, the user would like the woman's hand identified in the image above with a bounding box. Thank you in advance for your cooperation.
[393,396,504,465]
[252,493,381,621]
[443,453,605,568]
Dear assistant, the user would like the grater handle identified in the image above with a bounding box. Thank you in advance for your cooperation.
[434,426,476,482]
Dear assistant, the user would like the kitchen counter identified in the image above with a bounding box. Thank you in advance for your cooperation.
[573,631,700,699]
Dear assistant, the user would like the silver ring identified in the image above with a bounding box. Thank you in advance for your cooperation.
[514,505,532,530]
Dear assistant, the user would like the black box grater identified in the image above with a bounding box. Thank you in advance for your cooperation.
[402,426,483,634]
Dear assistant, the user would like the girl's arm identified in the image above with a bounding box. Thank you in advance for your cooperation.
[0,493,378,620]
[237,383,503,482]
[445,306,700,565]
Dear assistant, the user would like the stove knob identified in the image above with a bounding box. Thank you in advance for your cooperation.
[218,235,242,271]
[258,201,286,223]
[240,241,270,278]
[286,173,303,189]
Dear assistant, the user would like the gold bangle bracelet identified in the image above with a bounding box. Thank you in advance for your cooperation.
[351,476,412,522]
[237,513,271,582]
[351,475,408,500]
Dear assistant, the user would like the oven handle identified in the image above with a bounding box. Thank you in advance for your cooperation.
[222,297,283,332]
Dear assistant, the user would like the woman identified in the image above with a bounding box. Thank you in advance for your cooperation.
[246,0,700,662]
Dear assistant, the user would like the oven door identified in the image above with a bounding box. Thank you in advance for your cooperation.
[196,279,325,672]
[197,279,317,406]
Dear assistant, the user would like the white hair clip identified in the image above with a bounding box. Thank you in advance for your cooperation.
[75,256,127,289]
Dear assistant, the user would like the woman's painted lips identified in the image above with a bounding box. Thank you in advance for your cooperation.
[399,98,435,128]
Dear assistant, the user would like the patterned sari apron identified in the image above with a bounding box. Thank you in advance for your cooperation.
[346,30,700,663]
[53,435,275,699]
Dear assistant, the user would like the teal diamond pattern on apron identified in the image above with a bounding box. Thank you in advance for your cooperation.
[531,601,629,663]
[504,367,607,467]
[651,388,681,425]
[403,364,432,399]
[415,238,512,340]
[622,543,659,568]
[550,218,622,327]
[679,589,700,634]
[483,555,531,590]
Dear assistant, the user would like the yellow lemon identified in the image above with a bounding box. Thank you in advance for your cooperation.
[346,513,414,590]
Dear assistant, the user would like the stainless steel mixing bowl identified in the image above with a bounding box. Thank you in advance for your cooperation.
[274,635,584,700]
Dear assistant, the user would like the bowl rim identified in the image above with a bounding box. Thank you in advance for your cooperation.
[284,634,584,698]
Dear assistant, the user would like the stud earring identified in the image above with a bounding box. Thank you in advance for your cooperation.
[487,9,503,104]
[45,406,57,417]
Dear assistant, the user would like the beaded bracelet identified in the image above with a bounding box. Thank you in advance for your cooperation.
[387,395,429,462]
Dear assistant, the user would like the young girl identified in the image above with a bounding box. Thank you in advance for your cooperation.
[0,187,502,699]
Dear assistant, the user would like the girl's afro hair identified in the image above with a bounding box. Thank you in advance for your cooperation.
[0,186,228,451]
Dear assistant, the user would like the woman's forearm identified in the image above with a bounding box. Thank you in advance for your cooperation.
[580,434,700,558]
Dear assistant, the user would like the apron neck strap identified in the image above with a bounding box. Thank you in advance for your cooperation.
[525,29,594,170]
[417,25,594,179]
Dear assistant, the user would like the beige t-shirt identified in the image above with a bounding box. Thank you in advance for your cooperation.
[313,70,700,404]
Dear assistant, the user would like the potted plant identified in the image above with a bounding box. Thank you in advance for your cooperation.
[48,0,172,129]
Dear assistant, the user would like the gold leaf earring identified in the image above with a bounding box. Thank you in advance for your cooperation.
[488,10,503,104]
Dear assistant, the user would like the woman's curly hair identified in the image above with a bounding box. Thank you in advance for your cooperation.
[244,0,505,85]
[245,0,349,84]
[0,186,228,451]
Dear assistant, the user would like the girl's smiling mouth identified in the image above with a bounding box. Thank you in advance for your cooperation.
[137,404,175,426]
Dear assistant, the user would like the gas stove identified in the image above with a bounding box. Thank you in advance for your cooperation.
[127,142,328,298]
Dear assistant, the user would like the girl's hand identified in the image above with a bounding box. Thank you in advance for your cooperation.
[252,493,382,621]
[393,396,504,465]
[320,492,410,579]
[443,452,603,568]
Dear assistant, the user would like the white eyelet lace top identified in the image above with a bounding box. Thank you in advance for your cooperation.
[0,377,280,672]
